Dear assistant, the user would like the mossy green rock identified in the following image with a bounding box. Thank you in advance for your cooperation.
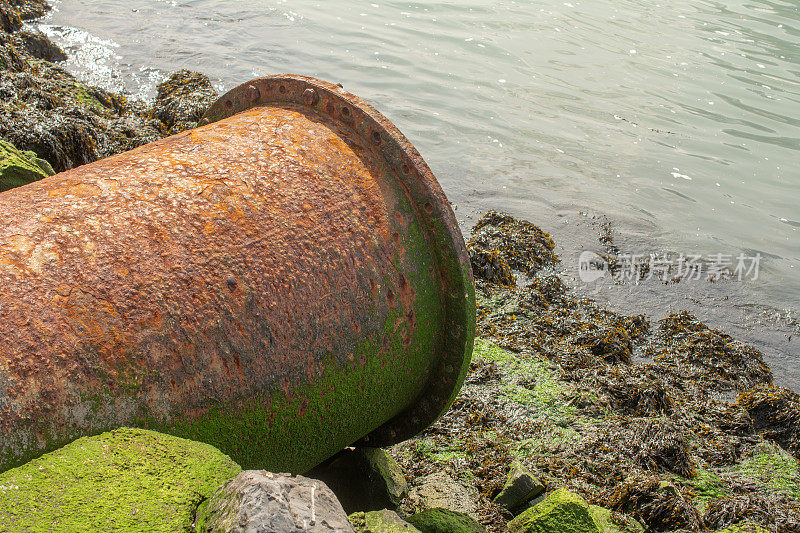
[508,488,627,533]
[350,509,422,532]
[493,461,545,512]
[0,139,54,191]
[406,508,485,533]
[0,427,241,532]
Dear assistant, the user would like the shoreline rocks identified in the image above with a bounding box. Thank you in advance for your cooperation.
[0,1,798,531]
[0,1,216,176]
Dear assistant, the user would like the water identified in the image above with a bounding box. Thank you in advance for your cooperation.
[38,0,799,386]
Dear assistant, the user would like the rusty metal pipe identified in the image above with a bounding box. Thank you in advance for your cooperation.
[0,75,475,474]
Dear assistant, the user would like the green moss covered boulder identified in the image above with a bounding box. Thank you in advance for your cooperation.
[508,488,630,533]
[406,508,485,533]
[0,139,54,191]
[350,509,422,532]
[0,427,241,532]
[493,461,545,513]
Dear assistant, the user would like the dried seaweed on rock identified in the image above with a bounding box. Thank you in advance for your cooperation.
[605,475,703,532]
[738,385,800,458]
[468,210,559,279]
[653,311,774,392]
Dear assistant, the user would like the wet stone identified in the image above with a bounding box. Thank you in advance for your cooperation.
[197,470,355,533]
[492,461,545,514]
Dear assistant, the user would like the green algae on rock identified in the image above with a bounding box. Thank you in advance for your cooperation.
[407,508,486,533]
[507,488,627,533]
[0,427,241,532]
[350,509,422,533]
[0,138,53,190]
[492,461,545,513]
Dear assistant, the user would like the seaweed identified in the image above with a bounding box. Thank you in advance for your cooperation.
[389,211,799,533]
[738,386,800,458]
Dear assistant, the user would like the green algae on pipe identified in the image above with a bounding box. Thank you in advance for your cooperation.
[0,75,476,474]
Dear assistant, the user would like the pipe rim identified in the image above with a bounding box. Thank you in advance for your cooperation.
[201,75,476,446]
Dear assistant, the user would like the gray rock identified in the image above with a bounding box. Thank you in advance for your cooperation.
[492,461,545,513]
[197,470,356,533]
[306,447,409,513]
[405,471,479,518]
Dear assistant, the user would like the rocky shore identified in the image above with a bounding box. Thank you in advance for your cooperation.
[0,1,798,532]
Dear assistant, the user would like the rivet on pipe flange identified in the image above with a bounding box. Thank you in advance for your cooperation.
[246,84,261,103]
[302,88,319,106]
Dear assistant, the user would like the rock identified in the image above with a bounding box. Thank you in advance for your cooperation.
[406,471,480,518]
[406,508,485,533]
[350,509,422,533]
[5,0,50,21]
[492,461,545,514]
[196,470,355,533]
[306,447,409,514]
[154,69,217,134]
[507,488,626,533]
[0,138,54,190]
[13,29,67,62]
[0,3,22,34]
[0,427,241,532]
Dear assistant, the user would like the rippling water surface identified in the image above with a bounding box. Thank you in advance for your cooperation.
[40,0,799,380]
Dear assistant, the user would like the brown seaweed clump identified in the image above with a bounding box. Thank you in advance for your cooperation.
[652,311,774,393]
[467,210,559,280]
[389,211,799,533]
[154,69,218,135]
[605,476,703,532]
[738,385,800,458]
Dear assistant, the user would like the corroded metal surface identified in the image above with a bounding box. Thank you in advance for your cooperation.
[0,75,475,474]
